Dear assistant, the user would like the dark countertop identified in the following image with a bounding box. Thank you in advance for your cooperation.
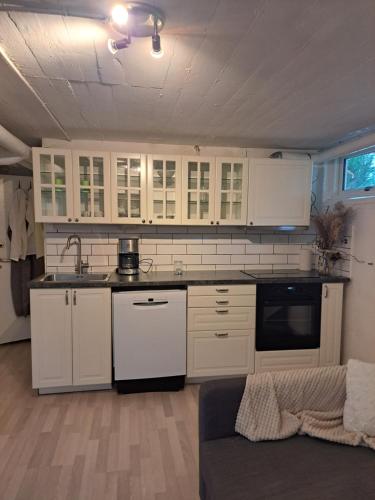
[29,270,350,289]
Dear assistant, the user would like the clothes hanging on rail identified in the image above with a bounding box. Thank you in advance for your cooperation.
[11,255,45,317]
[8,186,28,261]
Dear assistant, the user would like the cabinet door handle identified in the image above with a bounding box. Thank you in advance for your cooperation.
[216,309,229,314]
[65,290,69,305]
[216,221,219,225]
[215,332,229,338]
[216,300,229,305]
[216,288,229,293]
[210,221,214,225]
[324,285,328,298]
[68,218,72,222]
[75,218,79,223]
[73,290,77,305]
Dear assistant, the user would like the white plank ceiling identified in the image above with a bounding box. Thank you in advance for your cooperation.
[0,0,374,149]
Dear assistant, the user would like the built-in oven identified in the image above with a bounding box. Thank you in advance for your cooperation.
[256,283,322,351]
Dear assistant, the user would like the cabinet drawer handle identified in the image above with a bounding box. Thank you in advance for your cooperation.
[216,309,229,314]
[73,290,77,306]
[215,332,229,338]
[216,300,229,305]
[216,288,229,293]
[65,290,69,305]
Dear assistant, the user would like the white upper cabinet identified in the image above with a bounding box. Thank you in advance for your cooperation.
[182,156,216,225]
[72,151,111,223]
[247,159,312,226]
[33,148,74,223]
[147,155,182,224]
[111,153,147,224]
[215,157,248,225]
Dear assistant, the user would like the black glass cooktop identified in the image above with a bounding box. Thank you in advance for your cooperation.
[241,270,320,279]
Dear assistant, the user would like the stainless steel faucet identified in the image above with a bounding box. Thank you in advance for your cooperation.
[65,234,89,274]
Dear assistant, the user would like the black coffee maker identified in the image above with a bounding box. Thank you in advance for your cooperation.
[117,237,139,275]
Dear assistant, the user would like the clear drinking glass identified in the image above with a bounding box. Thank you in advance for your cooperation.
[174,260,183,275]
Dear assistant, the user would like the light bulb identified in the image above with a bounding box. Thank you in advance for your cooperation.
[111,4,128,26]
[151,33,163,58]
[151,47,164,59]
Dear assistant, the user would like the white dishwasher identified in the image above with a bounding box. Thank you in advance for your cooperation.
[112,289,186,393]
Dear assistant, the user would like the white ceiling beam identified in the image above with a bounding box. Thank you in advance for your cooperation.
[313,131,375,163]
[0,44,71,141]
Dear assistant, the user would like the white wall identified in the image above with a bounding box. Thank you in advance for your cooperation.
[341,202,375,363]
[320,155,375,363]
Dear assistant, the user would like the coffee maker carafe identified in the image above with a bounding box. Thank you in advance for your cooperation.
[117,238,139,275]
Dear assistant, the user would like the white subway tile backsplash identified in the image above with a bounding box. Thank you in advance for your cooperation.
[231,254,260,265]
[187,244,216,254]
[178,254,202,265]
[142,234,172,245]
[157,244,186,254]
[91,244,117,255]
[202,254,231,265]
[173,233,202,245]
[246,244,273,254]
[45,225,318,274]
[142,254,172,265]
[88,255,108,266]
[260,254,288,265]
[217,244,245,254]
[261,234,289,244]
[274,244,301,254]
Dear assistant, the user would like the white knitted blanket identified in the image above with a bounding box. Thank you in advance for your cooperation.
[235,366,375,449]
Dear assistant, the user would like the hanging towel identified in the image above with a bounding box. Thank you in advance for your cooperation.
[26,189,44,258]
[8,187,27,261]
[11,255,45,317]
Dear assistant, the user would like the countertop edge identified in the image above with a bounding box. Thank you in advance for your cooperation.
[29,271,350,289]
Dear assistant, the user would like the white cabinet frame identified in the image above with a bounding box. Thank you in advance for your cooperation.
[215,157,249,225]
[182,156,216,225]
[111,152,147,224]
[72,150,111,223]
[147,155,182,225]
[33,148,74,223]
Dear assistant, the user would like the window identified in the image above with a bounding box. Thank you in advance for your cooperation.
[343,151,375,191]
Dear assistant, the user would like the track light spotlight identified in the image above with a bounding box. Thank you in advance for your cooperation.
[151,22,163,58]
[108,36,131,54]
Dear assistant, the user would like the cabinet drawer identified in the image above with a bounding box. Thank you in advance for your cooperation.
[187,329,255,377]
[188,295,255,308]
[188,285,256,297]
[188,307,255,331]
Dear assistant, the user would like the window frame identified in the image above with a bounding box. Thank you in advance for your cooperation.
[341,148,375,197]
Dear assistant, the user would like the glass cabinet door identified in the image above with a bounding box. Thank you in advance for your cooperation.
[32,148,73,222]
[182,157,215,225]
[72,152,111,222]
[215,158,248,225]
[111,153,146,223]
[147,156,181,224]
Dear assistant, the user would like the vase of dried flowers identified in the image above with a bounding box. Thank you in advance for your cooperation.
[312,202,354,275]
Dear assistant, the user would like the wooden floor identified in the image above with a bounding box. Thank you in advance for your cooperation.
[0,341,200,500]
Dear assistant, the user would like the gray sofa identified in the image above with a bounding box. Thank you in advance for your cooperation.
[199,377,375,500]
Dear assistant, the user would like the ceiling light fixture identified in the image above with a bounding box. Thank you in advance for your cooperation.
[107,2,165,56]
[111,4,129,26]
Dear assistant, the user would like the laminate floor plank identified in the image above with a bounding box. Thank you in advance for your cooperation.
[0,341,200,500]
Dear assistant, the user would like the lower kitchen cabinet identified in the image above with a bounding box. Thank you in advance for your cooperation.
[31,288,111,391]
[187,284,256,378]
[188,329,255,377]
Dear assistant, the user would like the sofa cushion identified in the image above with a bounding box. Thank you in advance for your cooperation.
[201,435,375,500]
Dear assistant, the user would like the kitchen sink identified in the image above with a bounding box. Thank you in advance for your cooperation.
[42,273,110,283]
